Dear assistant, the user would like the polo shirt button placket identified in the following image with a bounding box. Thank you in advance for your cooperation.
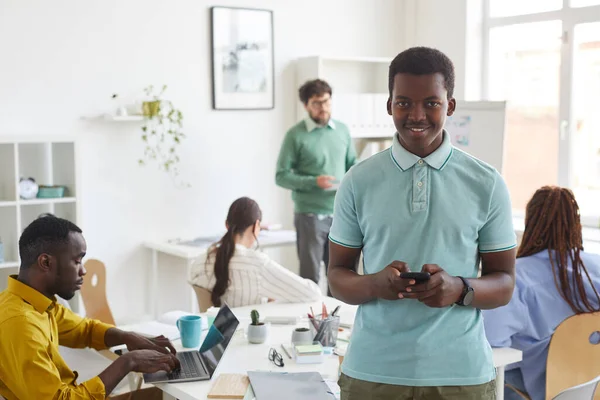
[412,161,428,212]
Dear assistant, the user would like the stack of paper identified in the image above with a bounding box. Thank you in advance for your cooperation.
[294,343,324,364]
[119,321,180,341]
[119,310,196,341]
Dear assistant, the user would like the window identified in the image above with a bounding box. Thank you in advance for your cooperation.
[572,22,600,223]
[482,1,600,225]
[571,0,600,7]
[488,21,561,209]
[489,0,562,17]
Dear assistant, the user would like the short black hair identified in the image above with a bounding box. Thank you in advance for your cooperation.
[388,47,455,99]
[298,79,332,105]
[19,216,82,268]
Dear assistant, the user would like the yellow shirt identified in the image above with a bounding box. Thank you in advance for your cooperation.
[0,276,114,400]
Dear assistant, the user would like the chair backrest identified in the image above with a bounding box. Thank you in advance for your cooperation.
[191,285,213,313]
[546,312,600,400]
[553,376,600,400]
[80,259,116,326]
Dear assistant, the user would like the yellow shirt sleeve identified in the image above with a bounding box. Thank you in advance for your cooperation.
[55,304,114,350]
[0,316,106,400]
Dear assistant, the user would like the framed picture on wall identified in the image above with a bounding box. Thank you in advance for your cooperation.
[210,6,274,110]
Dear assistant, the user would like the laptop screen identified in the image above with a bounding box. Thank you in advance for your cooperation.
[200,303,239,377]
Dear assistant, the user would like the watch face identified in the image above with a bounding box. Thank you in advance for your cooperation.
[463,290,475,306]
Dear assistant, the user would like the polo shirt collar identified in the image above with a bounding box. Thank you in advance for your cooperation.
[7,275,55,313]
[390,130,453,171]
[305,117,336,132]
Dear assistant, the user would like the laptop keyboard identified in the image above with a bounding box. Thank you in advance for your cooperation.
[168,352,205,379]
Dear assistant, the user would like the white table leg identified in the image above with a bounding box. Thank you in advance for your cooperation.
[152,249,159,318]
[186,258,197,313]
[496,366,505,400]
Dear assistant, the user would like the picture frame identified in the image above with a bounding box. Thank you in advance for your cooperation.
[210,6,274,110]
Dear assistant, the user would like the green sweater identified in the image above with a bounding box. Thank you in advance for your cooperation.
[275,118,357,214]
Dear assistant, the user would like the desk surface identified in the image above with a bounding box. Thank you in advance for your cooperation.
[153,298,522,400]
[144,230,296,259]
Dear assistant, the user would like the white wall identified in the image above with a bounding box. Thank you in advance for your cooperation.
[0,0,404,321]
[402,0,475,100]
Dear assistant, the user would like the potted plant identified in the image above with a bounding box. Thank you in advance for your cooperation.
[138,84,187,182]
[247,309,268,344]
[291,327,314,346]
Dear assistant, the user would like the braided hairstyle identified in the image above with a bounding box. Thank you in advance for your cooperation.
[518,186,600,314]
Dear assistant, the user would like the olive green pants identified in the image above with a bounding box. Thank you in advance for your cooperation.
[339,373,496,400]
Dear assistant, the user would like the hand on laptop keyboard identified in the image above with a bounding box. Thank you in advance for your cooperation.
[123,349,181,374]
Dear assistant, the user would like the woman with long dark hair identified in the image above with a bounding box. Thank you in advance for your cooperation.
[484,186,600,400]
[190,197,321,307]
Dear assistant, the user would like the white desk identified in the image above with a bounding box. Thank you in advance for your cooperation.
[152,298,522,400]
[143,230,297,318]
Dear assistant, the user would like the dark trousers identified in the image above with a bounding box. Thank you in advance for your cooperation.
[339,373,497,400]
[294,213,332,288]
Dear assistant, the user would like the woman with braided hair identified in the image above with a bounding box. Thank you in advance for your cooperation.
[483,186,600,400]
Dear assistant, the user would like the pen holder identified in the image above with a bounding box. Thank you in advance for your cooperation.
[308,315,340,347]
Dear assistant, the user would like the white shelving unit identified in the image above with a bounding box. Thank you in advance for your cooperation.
[296,56,395,158]
[101,115,144,122]
[82,114,145,122]
[0,137,79,274]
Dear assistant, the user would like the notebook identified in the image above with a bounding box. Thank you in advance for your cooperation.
[207,374,250,399]
[295,344,323,355]
[248,371,331,400]
[118,310,198,341]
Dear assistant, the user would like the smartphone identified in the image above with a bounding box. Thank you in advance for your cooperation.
[400,272,430,283]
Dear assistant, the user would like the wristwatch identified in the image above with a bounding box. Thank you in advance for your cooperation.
[455,276,474,306]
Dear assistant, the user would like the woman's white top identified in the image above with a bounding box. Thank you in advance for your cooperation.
[190,244,322,308]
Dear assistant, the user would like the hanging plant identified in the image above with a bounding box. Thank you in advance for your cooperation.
[139,84,187,182]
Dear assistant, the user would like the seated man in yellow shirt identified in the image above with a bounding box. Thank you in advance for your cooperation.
[0,216,180,400]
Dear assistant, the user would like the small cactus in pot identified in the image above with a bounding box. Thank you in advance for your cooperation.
[247,309,268,344]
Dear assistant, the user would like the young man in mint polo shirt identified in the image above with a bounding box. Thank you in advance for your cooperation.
[329,47,517,399]
[276,79,357,286]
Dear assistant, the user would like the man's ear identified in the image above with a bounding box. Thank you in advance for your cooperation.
[38,254,53,272]
[387,97,392,116]
[447,98,456,116]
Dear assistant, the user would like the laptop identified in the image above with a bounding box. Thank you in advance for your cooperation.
[143,304,239,384]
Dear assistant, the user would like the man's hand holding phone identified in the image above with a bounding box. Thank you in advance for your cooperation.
[371,261,416,300]
[399,264,463,307]
[399,272,431,283]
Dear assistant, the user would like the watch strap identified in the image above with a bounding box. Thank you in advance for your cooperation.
[456,276,470,306]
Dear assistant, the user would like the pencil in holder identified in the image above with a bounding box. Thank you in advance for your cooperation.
[308,315,340,347]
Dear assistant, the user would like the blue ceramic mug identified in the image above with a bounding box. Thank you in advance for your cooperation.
[177,315,202,348]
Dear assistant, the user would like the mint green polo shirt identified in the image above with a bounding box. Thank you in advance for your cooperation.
[329,131,516,386]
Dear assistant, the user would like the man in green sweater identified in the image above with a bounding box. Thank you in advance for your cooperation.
[276,79,357,287]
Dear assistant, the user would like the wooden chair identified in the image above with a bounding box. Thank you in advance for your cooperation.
[552,376,600,400]
[507,312,600,400]
[79,259,157,394]
[191,285,213,312]
[546,312,600,400]
[80,259,116,325]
